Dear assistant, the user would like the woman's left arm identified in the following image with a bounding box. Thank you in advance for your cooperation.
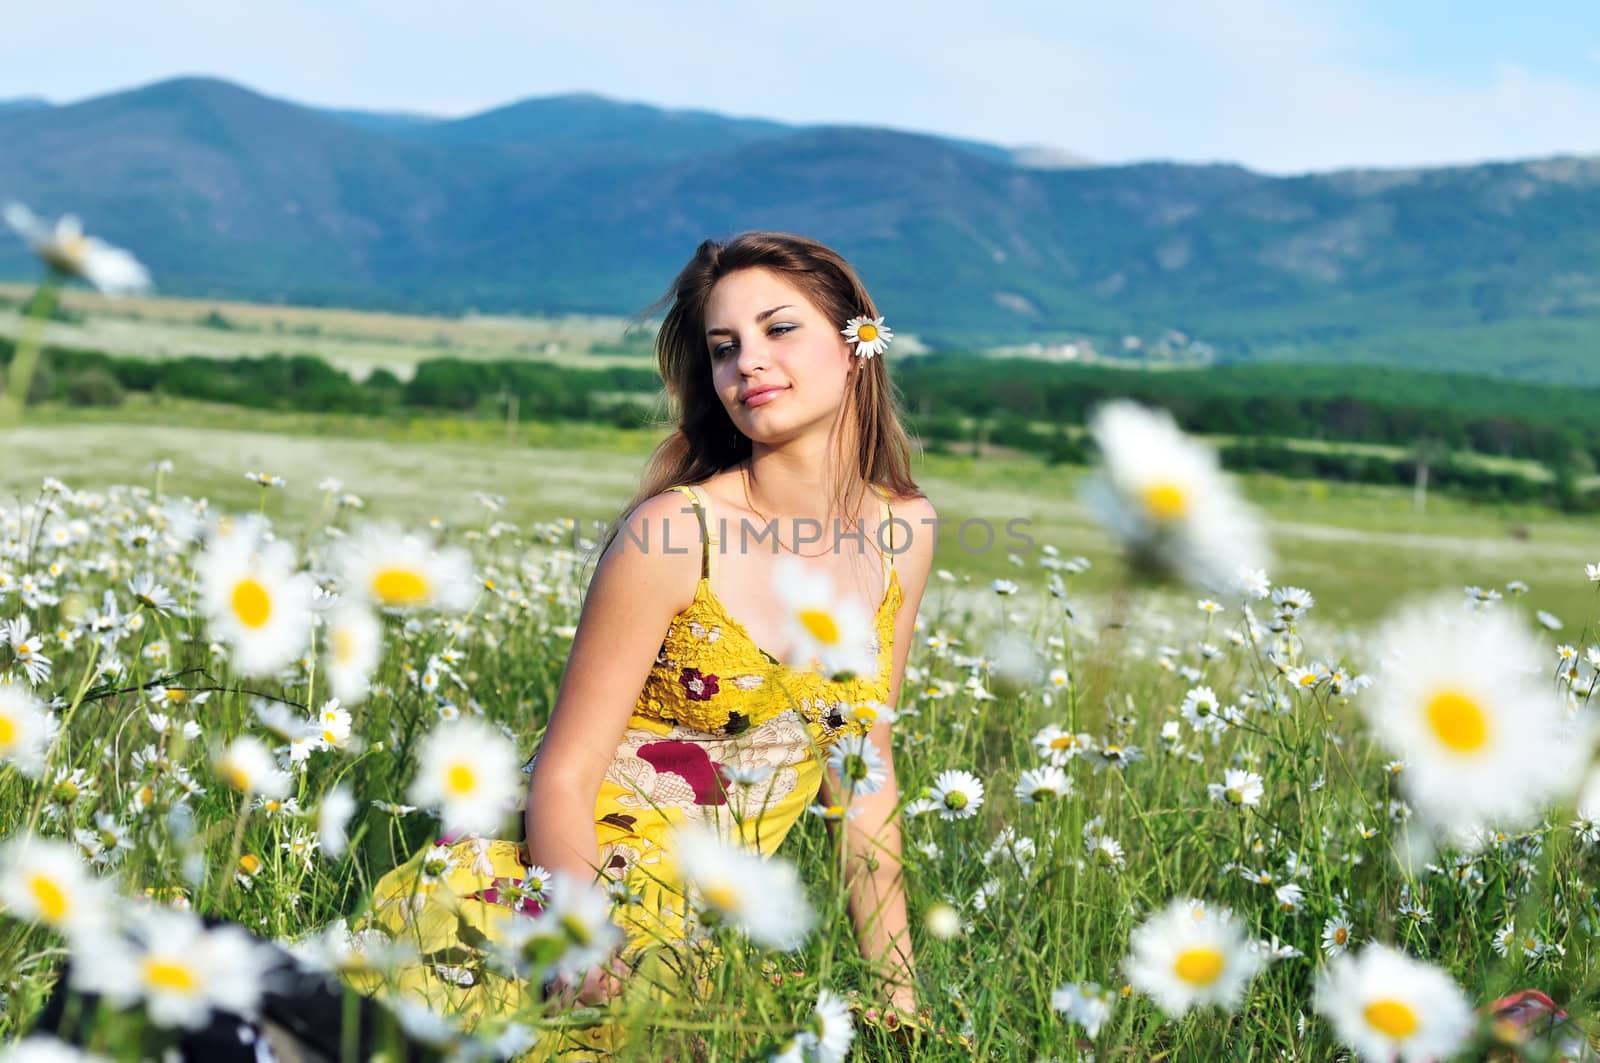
[821,493,938,1017]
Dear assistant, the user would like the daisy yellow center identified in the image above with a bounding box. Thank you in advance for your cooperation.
[1333,927,1348,945]
[1424,688,1490,753]
[331,630,356,665]
[1172,947,1225,986]
[856,323,879,342]
[142,957,200,995]
[164,689,188,703]
[1049,735,1076,750]
[28,874,68,923]
[230,579,273,629]
[703,882,740,911]
[371,567,431,607]
[221,764,252,791]
[446,763,476,796]
[0,714,16,748]
[1363,998,1419,1038]
[1139,482,1189,522]
[799,609,840,645]
[238,854,262,875]
[943,790,969,810]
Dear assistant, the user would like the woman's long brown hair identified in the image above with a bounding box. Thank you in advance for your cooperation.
[588,231,921,573]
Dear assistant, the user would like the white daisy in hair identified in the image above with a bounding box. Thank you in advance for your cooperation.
[841,315,892,358]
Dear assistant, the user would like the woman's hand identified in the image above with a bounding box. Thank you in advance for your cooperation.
[545,951,631,1008]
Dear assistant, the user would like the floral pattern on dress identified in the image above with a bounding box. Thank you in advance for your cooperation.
[679,666,720,701]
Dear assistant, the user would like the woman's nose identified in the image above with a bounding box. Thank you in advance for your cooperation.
[735,337,769,374]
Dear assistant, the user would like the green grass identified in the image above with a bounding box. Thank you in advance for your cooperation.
[1,406,1597,1059]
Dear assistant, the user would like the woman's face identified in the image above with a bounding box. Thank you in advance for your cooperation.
[703,267,855,447]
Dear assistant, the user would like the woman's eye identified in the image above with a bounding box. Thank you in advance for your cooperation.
[712,341,736,359]
[769,323,797,337]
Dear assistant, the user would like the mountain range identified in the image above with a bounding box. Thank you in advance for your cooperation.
[2,77,1598,383]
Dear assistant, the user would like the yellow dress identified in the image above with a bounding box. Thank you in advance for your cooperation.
[351,483,902,1059]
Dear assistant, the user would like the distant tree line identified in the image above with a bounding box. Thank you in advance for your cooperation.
[3,340,1595,510]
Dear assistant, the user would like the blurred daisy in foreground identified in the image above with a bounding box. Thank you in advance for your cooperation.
[0,834,112,941]
[71,906,273,1030]
[323,604,382,705]
[1312,943,1473,1062]
[409,717,521,835]
[1361,597,1583,835]
[497,870,623,983]
[671,822,814,950]
[3,203,151,295]
[213,736,290,799]
[0,682,56,778]
[1080,401,1269,593]
[198,529,314,677]
[333,523,476,612]
[0,1038,113,1062]
[773,556,877,680]
[773,987,856,1063]
[1124,898,1263,1016]
[1053,981,1116,1038]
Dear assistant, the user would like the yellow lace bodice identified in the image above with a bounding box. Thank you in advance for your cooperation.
[630,483,902,743]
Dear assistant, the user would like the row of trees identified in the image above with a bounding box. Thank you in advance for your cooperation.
[4,340,1594,509]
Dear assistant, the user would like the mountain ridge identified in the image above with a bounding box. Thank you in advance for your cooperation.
[2,76,1598,384]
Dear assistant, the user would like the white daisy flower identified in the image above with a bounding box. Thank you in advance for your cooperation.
[3,203,151,295]
[840,315,893,358]
[214,736,290,799]
[1015,764,1072,804]
[928,769,984,820]
[70,906,274,1030]
[198,528,314,677]
[671,822,814,950]
[333,523,476,612]
[1081,401,1269,592]
[317,785,357,860]
[809,988,855,1063]
[1125,898,1263,1017]
[1052,981,1116,1038]
[1312,944,1473,1062]
[1207,769,1264,809]
[0,834,112,941]
[0,1038,113,1062]
[772,556,877,681]
[409,717,521,835]
[0,681,56,778]
[324,604,382,705]
[1361,596,1580,834]
[1320,915,1355,958]
[827,733,887,798]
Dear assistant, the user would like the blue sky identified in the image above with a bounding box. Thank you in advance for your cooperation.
[4,1,1597,174]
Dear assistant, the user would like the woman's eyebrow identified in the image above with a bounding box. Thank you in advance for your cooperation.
[706,305,795,338]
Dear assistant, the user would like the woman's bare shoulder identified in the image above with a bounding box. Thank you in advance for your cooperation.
[601,488,707,614]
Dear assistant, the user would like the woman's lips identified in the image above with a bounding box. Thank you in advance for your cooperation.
[744,386,788,407]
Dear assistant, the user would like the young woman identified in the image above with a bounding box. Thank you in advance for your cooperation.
[355,232,937,1058]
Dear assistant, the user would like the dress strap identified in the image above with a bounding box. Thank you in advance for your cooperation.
[671,484,712,582]
[874,485,894,594]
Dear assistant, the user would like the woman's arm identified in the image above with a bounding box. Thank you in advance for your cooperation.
[820,493,938,1015]
[523,491,702,999]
